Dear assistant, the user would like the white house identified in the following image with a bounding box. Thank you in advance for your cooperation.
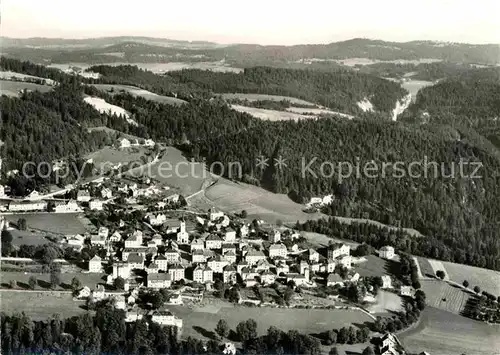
[101,188,113,199]
[286,273,308,287]
[205,234,222,249]
[400,286,414,297]
[209,208,224,222]
[327,243,350,259]
[224,228,236,242]
[192,249,207,263]
[113,262,131,279]
[148,213,167,226]
[109,231,122,242]
[207,255,229,273]
[338,255,352,269]
[176,220,189,244]
[245,249,266,265]
[193,265,213,283]
[150,311,183,328]
[55,200,82,213]
[89,200,104,211]
[168,264,185,282]
[90,234,106,247]
[326,273,344,287]
[309,249,320,263]
[379,246,395,260]
[381,275,393,289]
[144,139,155,147]
[127,253,144,269]
[269,243,287,258]
[9,200,47,212]
[164,249,180,263]
[223,265,238,284]
[77,190,91,202]
[270,230,281,243]
[260,270,276,285]
[125,231,143,247]
[98,227,109,239]
[147,273,172,289]
[119,138,131,148]
[88,255,103,273]
[155,255,169,271]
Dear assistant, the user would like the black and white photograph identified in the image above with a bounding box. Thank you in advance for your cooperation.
[0,1,499,354]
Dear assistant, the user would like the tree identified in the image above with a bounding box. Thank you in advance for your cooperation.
[240,210,248,218]
[329,347,339,355]
[17,218,27,231]
[113,277,125,290]
[362,346,375,355]
[71,277,82,292]
[28,276,37,290]
[436,270,446,280]
[462,280,469,288]
[50,271,61,289]
[474,286,481,293]
[215,319,229,339]
[9,280,17,289]
[324,330,337,345]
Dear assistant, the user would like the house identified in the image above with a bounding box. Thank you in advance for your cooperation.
[192,249,207,263]
[327,243,350,259]
[90,234,106,247]
[176,220,189,244]
[150,311,183,328]
[92,284,106,301]
[89,200,104,211]
[378,333,403,355]
[193,265,211,283]
[270,230,281,243]
[222,265,237,284]
[209,208,224,221]
[222,243,237,255]
[164,248,180,263]
[205,234,223,249]
[168,264,185,282]
[147,262,160,274]
[223,250,237,264]
[400,286,414,297]
[112,295,126,310]
[119,138,131,148]
[382,275,393,289]
[165,193,180,203]
[240,267,259,283]
[338,255,352,269]
[76,286,91,299]
[101,188,112,199]
[147,213,167,226]
[98,227,109,239]
[286,273,308,287]
[299,260,309,274]
[55,200,82,213]
[113,262,131,279]
[239,224,249,238]
[224,228,236,242]
[77,190,91,202]
[122,247,148,261]
[207,254,229,273]
[236,261,249,274]
[380,246,395,260]
[245,248,266,265]
[308,249,320,263]
[127,253,144,269]
[269,243,287,258]
[9,200,47,212]
[147,273,172,289]
[109,231,122,242]
[125,231,143,247]
[255,259,272,272]
[151,234,163,246]
[125,309,143,323]
[88,255,102,273]
[155,255,169,271]
[326,273,344,287]
[326,259,336,273]
[274,261,289,276]
[166,293,183,305]
[144,139,155,147]
[260,270,276,285]
[0,185,5,197]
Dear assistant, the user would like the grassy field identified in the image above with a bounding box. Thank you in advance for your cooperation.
[170,305,373,340]
[0,79,53,96]
[355,255,394,278]
[221,93,317,106]
[8,230,57,247]
[231,105,318,121]
[366,290,403,314]
[420,280,471,315]
[86,145,151,172]
[416,257,435,278]
[0,71,56,85]
[0,290,88,320]
[400,307,500,355]
[5,213,88,235]
[285,107,354,119]
[441,261,500,296]
[1,272,105,290]
[92,84,187,105]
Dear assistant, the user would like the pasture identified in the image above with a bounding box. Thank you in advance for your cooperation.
[441,261,500,296]
[7,230,57,247]
[0,290,87,320]
[4,213,88,235]
[427,259,449,280]
[0,71,56,85]
[221,93,317,106]
[171,305,374,340]
[355,255,394,278]
[366,290,403,314]
[0,79,52,97]
[420,280,471,315]
[86,146,151,172]
[415,257,435,278]
[92,84,187,105]
[285,107,354,119]
[83,96,131,118]
[400,307,500,355]
[231,105,317,121]
[401,80,435,102]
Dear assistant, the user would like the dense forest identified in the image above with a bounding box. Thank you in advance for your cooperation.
[88,65,407,114]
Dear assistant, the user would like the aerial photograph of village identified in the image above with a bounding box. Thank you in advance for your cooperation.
[1,1,499,354]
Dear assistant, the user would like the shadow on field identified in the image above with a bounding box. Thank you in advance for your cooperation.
[37,279,51,288]
[192,326,217,340]
[345,351,362,355]
[17,281,30,289]
[383,259,403,279]
[60,283,72,290]
[352,321,376,332]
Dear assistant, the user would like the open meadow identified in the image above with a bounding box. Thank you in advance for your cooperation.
[366,290,403,314]
[170,305,374,340]
[400,307,500,355]
[0,290,88,320]
[92,84,187,105]
[0,71,56,85]
[231,105,318,121]
[420,280,471,315]
[221,93,317,106]
[4,213,88,235]
[0,272,105,290]
[0,79,52,96]
[441,261,500,296]
[86,145,152,172]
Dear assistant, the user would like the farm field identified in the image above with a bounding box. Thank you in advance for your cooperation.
[221,93,317,106]
[420,280,471,315]
[0,71,56,85]
[4,213,89,235]
[86,145,151,172]
[441,261,500,296]
[400,307,500,355]
[416,257,435,278]
[170,305,374,340]
[0,272,105,290]
[0,290,88,320]
[231,105,317,121]
[427,259,449,280]
[0,79,52,96]
[92,84,187,105]
[355,255,395,278]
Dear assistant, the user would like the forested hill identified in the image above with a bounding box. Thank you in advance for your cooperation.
[88,65,407,114]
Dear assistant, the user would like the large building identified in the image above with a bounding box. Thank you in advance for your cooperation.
[380,246,395,260]
[147,273,172,289]
[327,243,350,259]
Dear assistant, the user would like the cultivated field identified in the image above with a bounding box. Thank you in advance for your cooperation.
[441,261,500,296]
[171,305,374,340]
[92,84,187,105]
[420,280,471,315]
[367,290,403,314]
[0,290,87,320]
[427,259,449,280]
[416,257,435,278]
[221,93,317,106]
[0,71,56,85]
[400,307,500,355]
[0,79,53,96]
[231,105,318,121]
[4,213,88,235]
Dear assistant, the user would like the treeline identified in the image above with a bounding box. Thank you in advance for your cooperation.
[88,65,407,114]
[0,56,71,83]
